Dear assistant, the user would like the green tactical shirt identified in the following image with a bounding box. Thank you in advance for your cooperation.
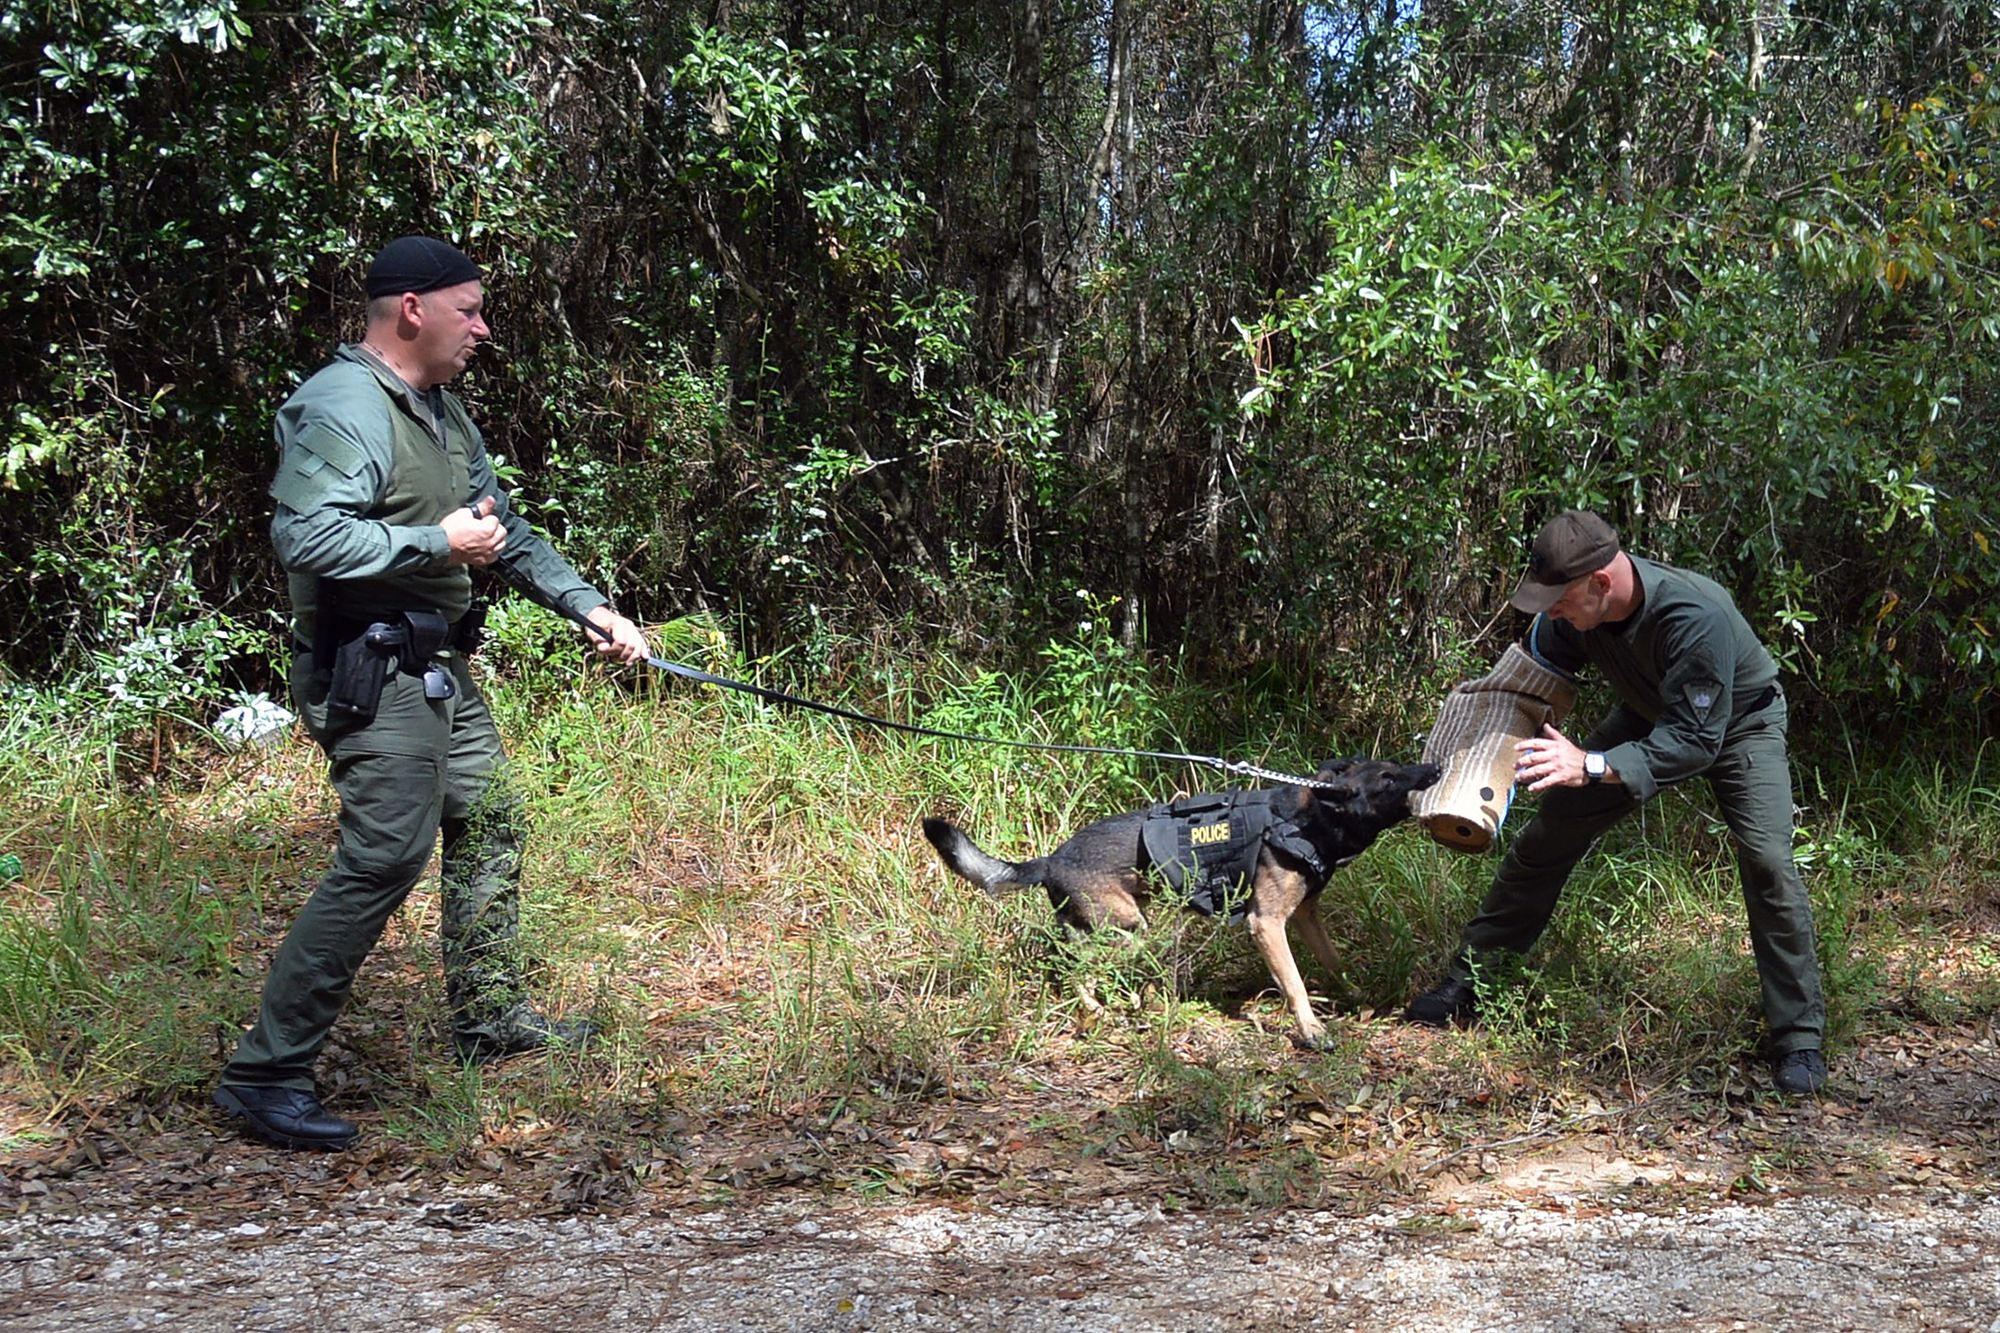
[1524,554,1781,802]
[269,344,607,647]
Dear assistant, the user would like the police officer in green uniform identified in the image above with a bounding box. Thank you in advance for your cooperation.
[214,237,651,1151]
[1405,511,1830,1095]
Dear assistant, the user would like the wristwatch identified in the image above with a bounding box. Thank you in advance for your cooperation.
[1583,751,1608,784]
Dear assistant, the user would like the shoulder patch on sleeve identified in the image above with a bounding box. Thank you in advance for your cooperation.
[1682,680,1721,724]
[292,424,368,478]
[270,453,342,514]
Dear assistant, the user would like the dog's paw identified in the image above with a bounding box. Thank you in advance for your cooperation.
[1289,1023,1335,1052]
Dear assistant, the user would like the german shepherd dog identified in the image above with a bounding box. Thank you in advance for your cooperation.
[922,758,1441,1048]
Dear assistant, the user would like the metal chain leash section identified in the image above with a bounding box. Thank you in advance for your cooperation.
[514,581,1342,791]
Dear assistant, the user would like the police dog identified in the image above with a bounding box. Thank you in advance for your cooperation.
[921,758,1441,1049]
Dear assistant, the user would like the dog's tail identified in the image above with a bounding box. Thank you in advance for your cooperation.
[921,817,1041,895]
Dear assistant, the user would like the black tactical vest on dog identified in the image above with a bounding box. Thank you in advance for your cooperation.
[1139,789,1330,922]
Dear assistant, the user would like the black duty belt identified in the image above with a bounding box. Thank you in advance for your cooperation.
[305,600,486,658]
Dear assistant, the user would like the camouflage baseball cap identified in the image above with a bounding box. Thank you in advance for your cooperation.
[1510,510,1621,613]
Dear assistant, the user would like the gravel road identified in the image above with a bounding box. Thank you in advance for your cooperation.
[5,1189,1997,1331]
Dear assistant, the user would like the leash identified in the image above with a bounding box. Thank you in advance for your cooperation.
[496,569,1339,790]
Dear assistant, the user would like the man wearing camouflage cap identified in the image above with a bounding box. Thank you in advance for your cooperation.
[214,237,651,1150]
[1404,511,1829,1095]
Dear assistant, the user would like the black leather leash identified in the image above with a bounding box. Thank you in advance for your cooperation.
[502,572,1339,790]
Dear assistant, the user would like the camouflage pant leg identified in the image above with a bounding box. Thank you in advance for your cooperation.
[436,653,537,1043]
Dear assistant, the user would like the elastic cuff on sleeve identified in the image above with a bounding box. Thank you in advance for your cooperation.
[563,594,612,622]
[414,524,452,561]
[1605,742,1658,801]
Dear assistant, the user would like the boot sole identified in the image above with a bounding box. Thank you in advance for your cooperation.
[455,1023,598,1065]
[454,1037,593,1065]
[1401,1002,1478,1028]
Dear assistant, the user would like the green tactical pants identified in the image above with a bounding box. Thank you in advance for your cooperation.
[1455,693,1826,1054]
[223,649,535,1089]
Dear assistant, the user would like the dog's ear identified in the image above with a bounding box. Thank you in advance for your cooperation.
[1316,756,1356,780]
[1306,775,1361,806]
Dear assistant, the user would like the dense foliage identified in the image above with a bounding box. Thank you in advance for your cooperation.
[3,0,1996,729]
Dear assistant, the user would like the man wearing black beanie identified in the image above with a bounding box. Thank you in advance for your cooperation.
[213,236,651,1151]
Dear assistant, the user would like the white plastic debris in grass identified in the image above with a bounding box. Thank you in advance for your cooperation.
[214,694,296,749]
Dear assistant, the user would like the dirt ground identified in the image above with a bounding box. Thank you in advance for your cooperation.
[3,1011,1996,1331]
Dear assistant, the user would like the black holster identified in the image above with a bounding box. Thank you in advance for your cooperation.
[326,624,397,724]
[325,610,451,724]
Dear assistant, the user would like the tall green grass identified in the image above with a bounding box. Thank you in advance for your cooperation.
[0,810,282,1119]
[1,614,1995,1174]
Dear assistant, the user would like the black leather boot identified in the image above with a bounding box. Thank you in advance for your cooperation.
[1772,1048,1828,1095]
[213,1084,359,1151]
[1403,975,1479,1028]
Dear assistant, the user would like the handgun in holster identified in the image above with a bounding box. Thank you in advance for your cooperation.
[326,609,454,723]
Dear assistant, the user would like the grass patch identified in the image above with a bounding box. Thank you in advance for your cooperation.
[2,634,1996,1205]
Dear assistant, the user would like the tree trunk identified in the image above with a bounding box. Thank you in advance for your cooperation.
[1000,0,1047,375]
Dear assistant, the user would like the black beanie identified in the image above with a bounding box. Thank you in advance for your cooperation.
[364,236,482,299]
